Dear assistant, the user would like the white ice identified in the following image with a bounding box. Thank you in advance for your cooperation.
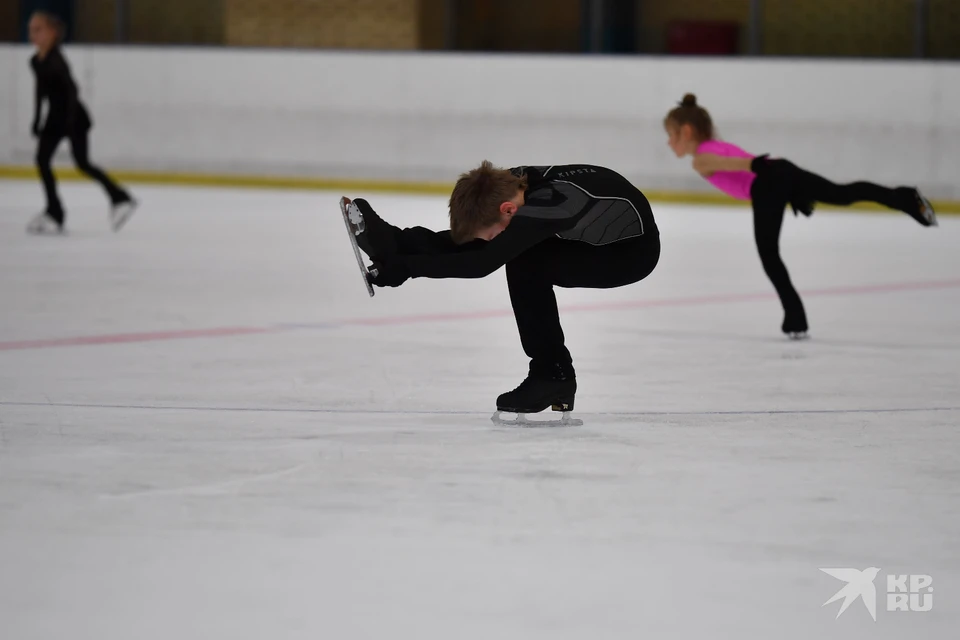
[1,181,958,640]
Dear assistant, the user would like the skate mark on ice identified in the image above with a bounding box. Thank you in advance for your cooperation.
[3,400,959,418]
[2,278,960,352]
[98,463,308,500]
[632,328,960,352]
[0,326,270,351]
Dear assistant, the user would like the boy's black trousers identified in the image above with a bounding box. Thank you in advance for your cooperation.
[371,191,661,377]
[388,226,660,376]
[506,235,660,376]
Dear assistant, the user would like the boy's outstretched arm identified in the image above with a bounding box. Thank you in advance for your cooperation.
[369,216,557,287]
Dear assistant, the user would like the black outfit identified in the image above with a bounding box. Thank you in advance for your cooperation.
[360,165,661,386]
[31,46,128,225]
[749,156,930,335]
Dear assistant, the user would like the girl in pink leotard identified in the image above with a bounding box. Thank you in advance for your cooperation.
[664,93,937,339]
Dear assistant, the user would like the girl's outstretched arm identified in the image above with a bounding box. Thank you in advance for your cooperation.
[692,153,753,177]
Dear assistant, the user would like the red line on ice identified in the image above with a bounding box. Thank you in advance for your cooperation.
[2,278,959,352]
[0,326,271,352]
[344,278,960,325]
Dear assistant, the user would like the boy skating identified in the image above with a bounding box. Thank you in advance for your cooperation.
[344,161,660,424]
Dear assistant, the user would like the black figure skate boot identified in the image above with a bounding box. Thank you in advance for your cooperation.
[350,198,399,260]
[492,363,582,426]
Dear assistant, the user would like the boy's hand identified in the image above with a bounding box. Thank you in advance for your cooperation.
[369,259,410,288]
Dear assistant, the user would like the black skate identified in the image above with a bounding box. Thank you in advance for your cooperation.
[339,197,378,297]
[491,365,582,427]
[782,315,809,341]
[913,189,938,227]
[351,198,399,260]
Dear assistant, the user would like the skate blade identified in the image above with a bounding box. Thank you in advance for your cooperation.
[787,331,810,341]
[111,200,137,232]
[491,411,583,427]
[27,226,66,236]
[26,213,65,236]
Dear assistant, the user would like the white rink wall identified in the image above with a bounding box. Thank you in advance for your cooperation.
[1,44,959,199]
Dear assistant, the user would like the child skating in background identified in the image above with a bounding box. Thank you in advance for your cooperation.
[343,161,661,423]
[27,11,136,234]
[664,93,937,339]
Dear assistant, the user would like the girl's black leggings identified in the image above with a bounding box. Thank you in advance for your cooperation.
[749,159,920,333]
[36,126,128,224]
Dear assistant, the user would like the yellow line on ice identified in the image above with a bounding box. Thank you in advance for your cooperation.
[2,165,958,214]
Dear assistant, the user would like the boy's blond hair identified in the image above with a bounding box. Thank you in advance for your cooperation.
[448,161,527,244]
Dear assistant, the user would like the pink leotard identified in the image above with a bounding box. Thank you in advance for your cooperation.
[696,139,756,201]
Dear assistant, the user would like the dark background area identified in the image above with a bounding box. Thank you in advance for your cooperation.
[4,0,959,60]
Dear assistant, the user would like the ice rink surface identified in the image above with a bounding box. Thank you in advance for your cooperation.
[1,180,958,639]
